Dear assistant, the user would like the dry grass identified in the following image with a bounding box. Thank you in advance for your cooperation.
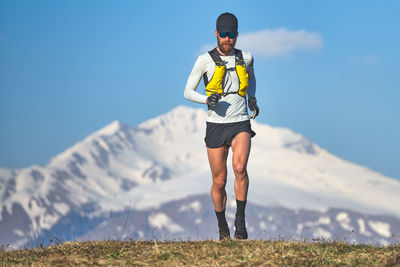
[1,239,400,266]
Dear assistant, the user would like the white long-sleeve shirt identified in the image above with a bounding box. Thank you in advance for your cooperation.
[184,49,256,123]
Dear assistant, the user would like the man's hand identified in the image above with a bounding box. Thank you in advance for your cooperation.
[248,97,259,119]
[207,93,221,110]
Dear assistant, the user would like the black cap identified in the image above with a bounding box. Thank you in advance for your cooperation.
[216,12,238,33]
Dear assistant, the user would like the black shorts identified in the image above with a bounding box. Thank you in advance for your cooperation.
[204,120,256,148]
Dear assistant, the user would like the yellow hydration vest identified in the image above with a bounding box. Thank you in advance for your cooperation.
[203,48,249,98]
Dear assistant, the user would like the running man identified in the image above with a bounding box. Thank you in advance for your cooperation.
[184,12,259,240]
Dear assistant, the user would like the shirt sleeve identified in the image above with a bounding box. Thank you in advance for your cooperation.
[246,53,256,99]
[184,56,208,104]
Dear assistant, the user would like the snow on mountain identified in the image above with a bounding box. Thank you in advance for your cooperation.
[248,122,400,217]
[0,167,12,178]
[0,167,13,200]
[1,105,400,248]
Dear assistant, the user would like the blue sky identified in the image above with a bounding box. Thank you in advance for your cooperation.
[1,0,399,180]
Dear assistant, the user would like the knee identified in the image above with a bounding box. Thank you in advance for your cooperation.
[212,176,227,192]
[233,162,247,177]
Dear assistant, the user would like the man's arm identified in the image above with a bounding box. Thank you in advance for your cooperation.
[245,53,259,118]
[246,53,256,99]
[184,56,208,104]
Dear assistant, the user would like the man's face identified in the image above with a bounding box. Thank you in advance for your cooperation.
[215,30,237,55]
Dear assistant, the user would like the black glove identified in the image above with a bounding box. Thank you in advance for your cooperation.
[207,93,221,110]
[248,97,259,119]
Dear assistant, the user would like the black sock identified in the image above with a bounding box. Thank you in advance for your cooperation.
[236,199,247,217]
[215,210,228,228]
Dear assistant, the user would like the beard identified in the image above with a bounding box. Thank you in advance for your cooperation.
[217,38,236,54]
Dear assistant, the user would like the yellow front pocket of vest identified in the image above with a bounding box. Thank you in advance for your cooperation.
[236,64,249,97]
[205,65,225,97]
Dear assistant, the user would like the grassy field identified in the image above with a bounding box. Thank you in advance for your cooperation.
[1,239,399,266]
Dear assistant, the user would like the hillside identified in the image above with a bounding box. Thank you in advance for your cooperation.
[1,240,399,266]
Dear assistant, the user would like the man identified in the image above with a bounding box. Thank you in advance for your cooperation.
[184,12,259,240]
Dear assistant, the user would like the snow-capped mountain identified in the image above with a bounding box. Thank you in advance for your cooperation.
[1,106,400,248]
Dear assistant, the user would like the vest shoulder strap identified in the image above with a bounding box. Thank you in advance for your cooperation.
[208,48,224,66]
[234,49,245,66]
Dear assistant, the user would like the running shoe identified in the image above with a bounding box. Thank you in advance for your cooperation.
[234,215,248,239]
[219,225,231,240]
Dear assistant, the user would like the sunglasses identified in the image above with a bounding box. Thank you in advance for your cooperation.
[219,32,236,38]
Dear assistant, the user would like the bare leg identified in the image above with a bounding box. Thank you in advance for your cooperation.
[231,132,251,239]
[231,132,251,201]
[207,145,229,212]
[207,145,231,240]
